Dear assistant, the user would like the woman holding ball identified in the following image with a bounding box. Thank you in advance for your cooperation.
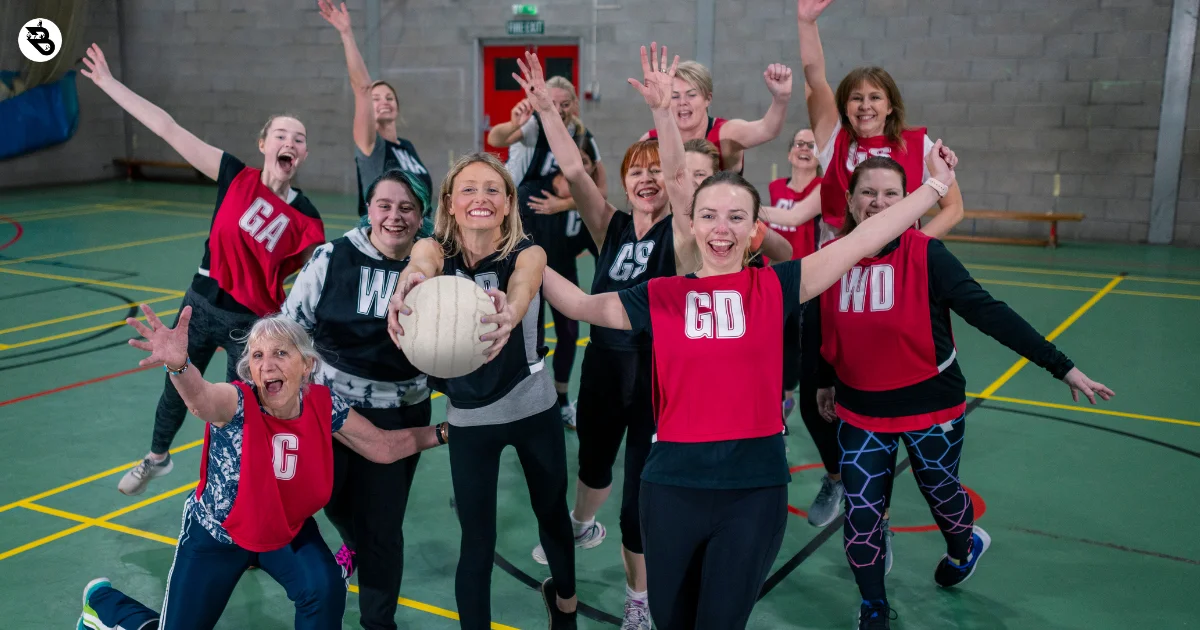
[386,153,578,629]
[283,169,433,629]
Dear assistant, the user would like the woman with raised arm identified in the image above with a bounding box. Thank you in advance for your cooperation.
[640,60,794,174]
[539,51,960,627]
[318,0,433,224]
[76,308,445,630]
[384,153,577,629]
[808,157,1112,629]
[797,0,963,240]
[511,46,709,628]
[488,80,607,428]
[282,169,433,630]
[78,44,328,498]
[757,128,845,525]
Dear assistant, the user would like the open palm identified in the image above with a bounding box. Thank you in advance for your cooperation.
[512,51,555,114]
[318,0,352,33]
[627,42,678,111]
[796,0,835,22]
[126,304,191,369]
[79,43,113,87]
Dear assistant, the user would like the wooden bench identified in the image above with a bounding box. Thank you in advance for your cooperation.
[113,158,205,181]
[925,209,1084,248]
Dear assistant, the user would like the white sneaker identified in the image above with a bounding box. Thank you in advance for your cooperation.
[621,594,652,630]
[117,454,173,496]
[532,521,607,565]
[560,402,577,430]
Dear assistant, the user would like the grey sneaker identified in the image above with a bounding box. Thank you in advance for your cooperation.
[882,517,894,575]
[532,521,607,565]
[561,402,577,430]
[621,593,652,630]
[118,454,173,496]
[807,475,845,527]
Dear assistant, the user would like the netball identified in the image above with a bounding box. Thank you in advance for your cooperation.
[394,275,498,378]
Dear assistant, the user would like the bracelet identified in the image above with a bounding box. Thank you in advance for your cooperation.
[435,422,448,445]
[925,178,949,198]
[164,357,191,376]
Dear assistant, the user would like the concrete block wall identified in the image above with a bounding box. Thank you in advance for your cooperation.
[0,0,125,189]
[2,0,1197,245]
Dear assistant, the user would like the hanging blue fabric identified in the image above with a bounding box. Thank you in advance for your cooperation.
[0,70,80,160]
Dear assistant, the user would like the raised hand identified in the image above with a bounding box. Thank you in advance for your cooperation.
[479,289,515,362]
[510,98,534,127]
[126,304,190,369]
[317,0,352,33]
[924,139,957,187]
[796,0,835,22]
[627,42,679,111]
[763,63,794,101]
[1062,367,1115,405]
[386,271,427,344]
[79,43,114,87]
[512,52,555,114]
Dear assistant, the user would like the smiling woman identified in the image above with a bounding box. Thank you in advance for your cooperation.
[77,43,329,500]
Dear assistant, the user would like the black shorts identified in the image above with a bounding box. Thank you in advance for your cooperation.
[575,343,655,490]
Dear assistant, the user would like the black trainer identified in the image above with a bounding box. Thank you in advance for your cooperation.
[857,600,895,630]
[541,578,578,629]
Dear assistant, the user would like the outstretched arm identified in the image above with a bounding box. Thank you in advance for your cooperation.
[629,43,700,273]
[759,189,822,227]
[796,0,839,151]
[800,142,956,302]
[542,267,632,330]
[125,305,238,426]
[513,53,614,244]
[337,412,444,463]
[386,238,445,343]
[80,44,221,179]
[487,99,534,148]
[318,0,377,156]
[920,181,964,239]
[719,64,793,151]
[759,225,794,261]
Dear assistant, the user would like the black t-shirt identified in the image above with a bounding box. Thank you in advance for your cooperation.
[589,211,677,350]
[617,260,802,489]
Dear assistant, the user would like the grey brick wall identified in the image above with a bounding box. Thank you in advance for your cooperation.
[0,0,125,188]
[2,0,1196,245]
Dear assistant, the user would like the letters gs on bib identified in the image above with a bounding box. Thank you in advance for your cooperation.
[839,264,895,313]
[19,18,61,62]
[609,241,654,282]
[239,197,290,253]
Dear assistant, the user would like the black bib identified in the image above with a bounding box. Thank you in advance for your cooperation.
[590,212,676,349]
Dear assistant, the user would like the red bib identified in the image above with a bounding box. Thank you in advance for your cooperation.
[647,267,783,443]
[200,382,334,552]
[648,117,730,170]
[765,177,820,263]
[820,126,927,229]
[207,168,326,316]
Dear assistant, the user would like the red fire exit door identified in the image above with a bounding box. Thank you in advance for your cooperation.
[482,43,579,162]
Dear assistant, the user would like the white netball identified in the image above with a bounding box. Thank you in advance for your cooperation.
[394,275,498,379]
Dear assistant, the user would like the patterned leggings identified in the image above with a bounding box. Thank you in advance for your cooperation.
[838,415,974,601]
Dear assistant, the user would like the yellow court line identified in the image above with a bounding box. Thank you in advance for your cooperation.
[0,267,184,296]
[1124,275,1200,287]
[0,482,196,562]
[974,279,1200,301]
[977,275,1124,398]
[0,231,209,266]
[1112,288,1200,301]
[12,208,123,224]
[0,308,181,351]
[0,204,118,220]
[968,392,1200,428]
[19,502,180,545]
[0,439,204,515]
[965,263,1117,280]
[0,294,181,336]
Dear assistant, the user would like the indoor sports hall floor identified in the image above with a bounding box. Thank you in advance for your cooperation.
[0,180,1197,629]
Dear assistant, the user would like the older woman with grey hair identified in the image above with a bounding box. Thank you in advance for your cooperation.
[75,305,448,630]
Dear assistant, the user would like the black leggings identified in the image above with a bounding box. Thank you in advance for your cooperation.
[449,406,575,629]
[795,301,840,475]
[325,401,431,630]
[640,482,788,630]
[574,344,655,553]
[539,254,581,385]
[151,289,256,453]
[838,416,974,601]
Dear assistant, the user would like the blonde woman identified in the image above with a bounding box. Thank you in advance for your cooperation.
[386,153,578,629]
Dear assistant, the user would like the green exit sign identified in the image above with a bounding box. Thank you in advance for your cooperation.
[507,19,544,35]
[512,4,538,15]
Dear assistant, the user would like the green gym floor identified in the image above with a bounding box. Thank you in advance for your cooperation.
[1,180,1197,629]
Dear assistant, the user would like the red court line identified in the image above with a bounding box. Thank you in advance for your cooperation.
[0,216,24,251]
[0,365,154,408]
